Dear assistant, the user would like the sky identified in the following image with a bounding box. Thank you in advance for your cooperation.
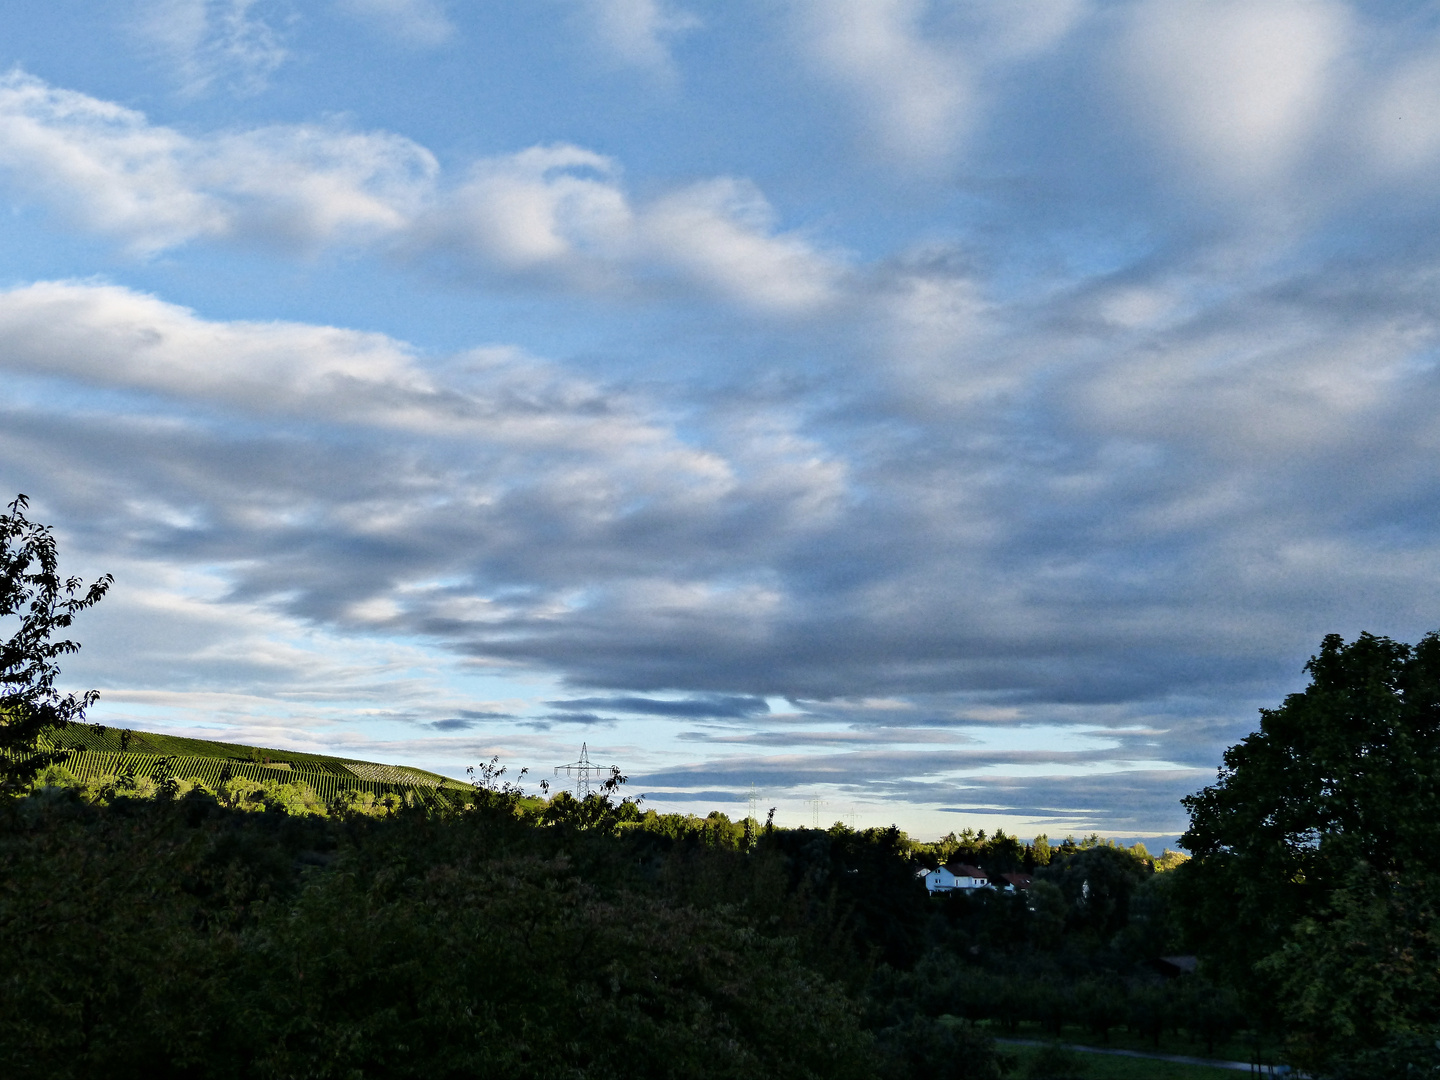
[5,0,1440,842]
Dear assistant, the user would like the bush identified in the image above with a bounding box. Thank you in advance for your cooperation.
[1023,1042,1088,1080]
[874,1015,999,1080]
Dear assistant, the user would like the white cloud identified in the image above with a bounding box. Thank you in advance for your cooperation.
[0,71,436,254]
[422,145,634,272]
[969,0,1090,61]
[793,0,1088,166]
[795,0,1440,203]
[799,0,973,164]
[200,124,439,245]
[569,0,699,75]
[1358,43,1440,178]
[0,281,755,477]
[336,0,455,47]
[0,280,427,420]
[638,178,842,312]
[418,145,841,310]
[0,72,228,252]
[1116,0,1350,192]
[135,0,290,96]
[0,73,838,311]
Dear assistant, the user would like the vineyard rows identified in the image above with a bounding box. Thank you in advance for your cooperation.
[37,722,467,794]
[55,751,443,801]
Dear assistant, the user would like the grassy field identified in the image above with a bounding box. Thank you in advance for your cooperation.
[974,1019,1284,1068]
[995,1041,1249,1080]
[36,721,470,804]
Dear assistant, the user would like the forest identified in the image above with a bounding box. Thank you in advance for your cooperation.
[0,757,1223,1080]
[4,498,1439,1079]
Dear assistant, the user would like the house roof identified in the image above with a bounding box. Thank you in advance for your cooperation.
[1000,872,1033,889]
[947,863,988,879]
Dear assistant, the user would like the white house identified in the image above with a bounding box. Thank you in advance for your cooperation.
[921,862,993,894]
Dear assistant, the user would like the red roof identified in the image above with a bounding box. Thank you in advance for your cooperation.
[1000,872,1033,889]
[947,863,988,879]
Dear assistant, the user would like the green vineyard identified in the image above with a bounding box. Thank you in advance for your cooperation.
[36,722,470,804]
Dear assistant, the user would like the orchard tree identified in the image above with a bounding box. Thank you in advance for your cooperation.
[0,495,111,790]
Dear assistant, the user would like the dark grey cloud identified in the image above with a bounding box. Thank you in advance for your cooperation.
[519,713,621,731]
[548,694,770,719]
[935,770,1211,834]
[632,747,1207,833]
[679,727,975,747]
[429,714,513,731]
[636,790,747,807]
[635,746,1148,790]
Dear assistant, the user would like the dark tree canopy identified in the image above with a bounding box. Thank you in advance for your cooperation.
[0,495,111,790]
[1177,630,1440,1073]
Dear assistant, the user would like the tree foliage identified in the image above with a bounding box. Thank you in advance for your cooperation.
[1177,630,1440,1074]
[0,787,892,1080]
[5,757,1260,1076]
[0,495,111,791]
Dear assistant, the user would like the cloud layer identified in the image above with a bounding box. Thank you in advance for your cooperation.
[8,4,1440,834]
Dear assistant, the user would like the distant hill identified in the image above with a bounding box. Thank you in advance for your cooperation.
[37,722,469,804]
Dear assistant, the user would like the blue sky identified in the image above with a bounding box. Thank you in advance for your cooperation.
[5,0,1440,840]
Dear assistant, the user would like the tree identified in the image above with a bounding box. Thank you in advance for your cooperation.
[0,495,111,791]
[1259,870,1440,1076]
[1037,842,1151,942]
[1176,630,1440,1070]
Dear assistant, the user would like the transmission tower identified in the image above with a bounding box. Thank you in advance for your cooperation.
[808,796,825,829]
[747,783,759,827]
[554,742,614,796]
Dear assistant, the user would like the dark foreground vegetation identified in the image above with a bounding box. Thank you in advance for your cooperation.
[0,783,901,1079]
[11,755,1406,1080]
[1176,630,1440,1079]
[0,773,1207,1080]
[4,495,1439,1078]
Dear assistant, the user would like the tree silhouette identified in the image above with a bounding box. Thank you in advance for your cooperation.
[0,495,111,791]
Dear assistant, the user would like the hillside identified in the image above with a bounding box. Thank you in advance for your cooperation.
[37,721,469,804]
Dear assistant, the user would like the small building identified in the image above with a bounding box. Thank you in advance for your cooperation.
[999,872,1032,891]
[921,862,993,894]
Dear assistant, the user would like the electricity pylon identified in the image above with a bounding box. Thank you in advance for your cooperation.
[555,742,613,796]
[808,796,825,828]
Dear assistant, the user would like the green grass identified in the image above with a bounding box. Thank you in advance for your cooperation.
[997,1042,1244,1080]
[977,1020,1283,1067]
[37,721,470,803]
